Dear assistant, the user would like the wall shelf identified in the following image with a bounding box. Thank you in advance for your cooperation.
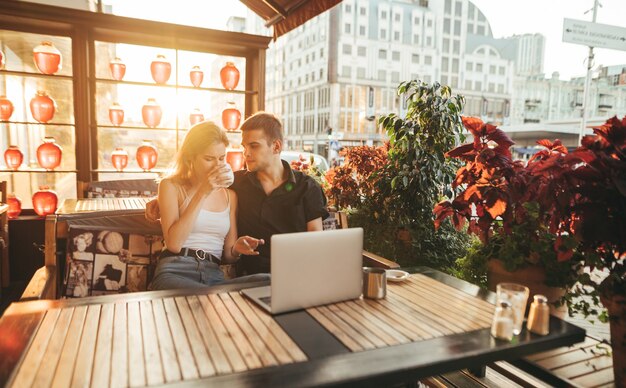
[94,77,256,94]
[95,124,179,131]
[0,169,77,173]
[0,69,73,81]
[0,120,75,127]
[92,168,166,173]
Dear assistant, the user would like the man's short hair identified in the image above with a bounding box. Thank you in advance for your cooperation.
[240,112,284,144]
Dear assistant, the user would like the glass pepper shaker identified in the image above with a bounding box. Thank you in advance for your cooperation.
[527,294,550,335]
[491,301,514,341]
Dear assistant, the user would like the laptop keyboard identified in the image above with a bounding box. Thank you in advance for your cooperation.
[260,296,271,306]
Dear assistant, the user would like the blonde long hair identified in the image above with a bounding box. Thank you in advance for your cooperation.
[166,121,229,186]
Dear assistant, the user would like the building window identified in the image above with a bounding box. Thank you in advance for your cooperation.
[497,84,504,93]
[499,66,505,75]
[379,49,387,59]
[343,44,352,55]
[454,20,461,36]
[345,23,351,34]
[427,19,433,27]
[425,55,432,65]
[476,63,483,72]
[380,29,387,39]
[378,70,386,80]
[441,57,449,70]
[357,46,366,56]
[477,25,485,35]
[452,58,459,72]
[466,62,473,71]
[441,75,448,85]
[444,18,451,33]
[453,40,460,54]
[345,4,351,12]
[413,34,420,44]
[443,38,450,52]
[414,16,420,24]
[360,7,366,15]
[444,0,451,13]
[357,67,366,78]
[391,71,400,83]
[489,65,496,74]
[475,81,482,90]
[392,51,400,61]
[488,83,495,92]
[394,31,400,41]
[381,10,387,19]
[394,13,401,22]
[465,80,472,90]
[359,25,366,36]
[342,66,351,77]
[426,36,432,46]
[412,54,420,63]
[455,1,462,16]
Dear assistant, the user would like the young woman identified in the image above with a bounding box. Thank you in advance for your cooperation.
[150,121,265,290]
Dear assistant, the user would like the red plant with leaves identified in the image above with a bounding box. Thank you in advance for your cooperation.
[325,145,388,210]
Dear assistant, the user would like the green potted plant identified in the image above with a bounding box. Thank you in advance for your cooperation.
[434,117,582,312]
[527,116,625,385]
[330,80,470,269]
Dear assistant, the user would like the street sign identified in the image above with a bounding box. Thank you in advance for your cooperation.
[563,18,626,52]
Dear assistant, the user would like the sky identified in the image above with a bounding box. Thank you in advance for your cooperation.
[104,0,626,81]
[471,0,626,80]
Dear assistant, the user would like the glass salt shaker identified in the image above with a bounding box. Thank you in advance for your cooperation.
[527,294,550,335]
[491,301,514,341]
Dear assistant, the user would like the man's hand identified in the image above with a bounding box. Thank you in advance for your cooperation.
[145,198,160,222]
[232,236,265,256]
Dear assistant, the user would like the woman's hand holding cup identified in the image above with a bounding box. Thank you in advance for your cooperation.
[200,163,234,195]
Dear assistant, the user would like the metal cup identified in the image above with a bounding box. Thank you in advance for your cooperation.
[362,267,386,299]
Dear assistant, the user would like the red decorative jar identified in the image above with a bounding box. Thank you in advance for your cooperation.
[7,194,21,219]
[30,91,56,123]
[222,102,241,130]
[136,140,158,171]
[142,98,162,128]
[4,145,23,170]
[150,54,171,84]
[33,41,62,75]
[190,66,204,87]
[32,186,58,217]
[111,148,129,172]
[220,62,240,90]
[0,49,5,69]
[189,108,204,126]
[109,103,124,126]
[226,149,245,171]
[0,96,13,121]
[109,57,126,81]
[37,137,63,171]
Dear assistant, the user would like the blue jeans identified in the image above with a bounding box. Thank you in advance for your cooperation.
[150,255,270,291]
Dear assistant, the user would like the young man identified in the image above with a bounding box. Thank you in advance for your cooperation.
[147,112,328,275]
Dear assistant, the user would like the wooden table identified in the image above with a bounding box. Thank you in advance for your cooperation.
[0,267,586,387]
[42,198,152,297]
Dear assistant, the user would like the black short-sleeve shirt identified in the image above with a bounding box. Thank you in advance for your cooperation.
[231,160,329,275]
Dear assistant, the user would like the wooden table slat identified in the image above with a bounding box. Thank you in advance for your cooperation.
[91,303,114,388]
[128,301,147,387]
[307,307,364,352]
[343,300,412,344]
[110,303,129,388]
[162,298,199,381]
[32,308,73,387]
[416,274,496,314]
[335,301,405,346]
[50,305,87,388]
[197,295,248,372]
[207,294,262,370]
[151,299,182,383]
[525,336,600,361]
[326,303,388,348]
[348,299,429,341]
[139,300,166,385]
[571,366,616,387]
[71,305,101,388]
[375,293,452,337]
[186,296,233,375]
[316,305,377,350]
[551,352,613,379]
[173,297,216,378]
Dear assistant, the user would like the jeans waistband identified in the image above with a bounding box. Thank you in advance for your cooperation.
[160,248,221,264]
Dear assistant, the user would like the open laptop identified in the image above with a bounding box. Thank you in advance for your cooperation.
[241,227,363,315]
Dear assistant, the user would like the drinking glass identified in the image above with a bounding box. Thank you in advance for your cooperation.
[496,283,529,335]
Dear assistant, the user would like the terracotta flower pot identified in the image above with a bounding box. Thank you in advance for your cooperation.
[150,54,171,84]
[0,96,14,121]
[142,98,162,128]
[37,137,63,171]
[190,66,204,87]
[109,57,126,81]
[189,108,204,126]
[226,149,245,171]
[600,293,626,387]
[30,91,56,123]
[109,103,124,126]
[32,186,58,217]
[33,41,62,75]
[487,259,567,317]
[4,145,23,170]
[222,102,241,130]
[220,62,240,90]
[7,194,21,219]
[111,148,129,172]
[0,49,5,69]
[136,140,158,171]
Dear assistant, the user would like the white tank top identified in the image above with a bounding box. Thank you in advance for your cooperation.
[177,185,230,259]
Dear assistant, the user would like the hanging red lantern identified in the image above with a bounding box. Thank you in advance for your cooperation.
[111,148,129,172]
[33,41,62,75]
[190,66,204,87]
[189,108,204,126]
[142,98,162,128]
[37,137,63,171]
[226,149,245,171]
[7,194,22,219]
[109,103,124,126]
[32,186,58,217]
[30,91,56,123]
[0,96,13,121]
[222,102,241,130]
[4,145,23,170]
[0,49,5,69]
[136,140,158,171]
[220,62,240,90]
[109,57,126,81]
[150,54,171,84]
